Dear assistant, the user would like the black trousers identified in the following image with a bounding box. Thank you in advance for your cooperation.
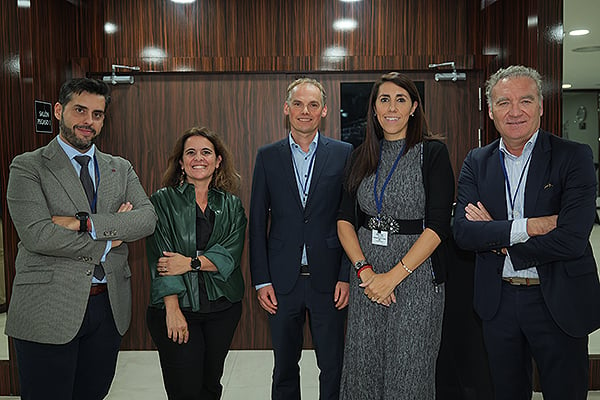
[268,276,346,400]
[147,302,242,400]
[483,282,589,400]
[14,291,122,400]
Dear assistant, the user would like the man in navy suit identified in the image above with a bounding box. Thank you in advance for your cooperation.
[250,78,352,400]
[454,65,600,399]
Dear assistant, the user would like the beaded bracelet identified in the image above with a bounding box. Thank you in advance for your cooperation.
[400,259,413,274]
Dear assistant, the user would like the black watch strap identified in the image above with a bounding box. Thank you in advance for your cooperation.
[75,212,89,233]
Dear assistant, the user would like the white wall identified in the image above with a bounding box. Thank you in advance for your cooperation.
[562,91,599,164]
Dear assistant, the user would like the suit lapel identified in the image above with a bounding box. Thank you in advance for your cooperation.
[43,138,91,212]
[276,140,303,210]
[305,136,330,210]
[95,151,116,213]
[524,131,551,215]
[487,145,509,220]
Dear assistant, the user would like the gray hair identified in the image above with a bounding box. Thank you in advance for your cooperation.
[485,65,543,110]
[285,78,327,106]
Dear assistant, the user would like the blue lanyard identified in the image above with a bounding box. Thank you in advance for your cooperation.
[91,155,100,213]
[373,142,406,216]
[292,150,317,204]
[499,150,532,219]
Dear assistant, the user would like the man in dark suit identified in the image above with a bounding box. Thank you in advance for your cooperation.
[454,65,600,400]
[6,78,157,400]
[250,78,352,400]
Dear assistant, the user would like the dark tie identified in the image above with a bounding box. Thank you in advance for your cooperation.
[74,155,95,211]
[74,155,105,280]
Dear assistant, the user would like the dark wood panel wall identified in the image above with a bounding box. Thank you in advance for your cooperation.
[83,71,482,352]
[479,0,563,142]
[0,0,562,395]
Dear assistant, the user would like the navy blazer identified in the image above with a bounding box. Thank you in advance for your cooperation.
[249,134,353,294]
[454,130,600,337]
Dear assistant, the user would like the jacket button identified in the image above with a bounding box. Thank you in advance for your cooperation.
[304,219,308,224]
[85,270,92,276]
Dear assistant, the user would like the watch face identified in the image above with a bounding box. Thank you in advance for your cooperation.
[191,258,201,271]
[354,260,368,271]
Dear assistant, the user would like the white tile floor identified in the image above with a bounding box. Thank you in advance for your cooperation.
[3,225,600,399]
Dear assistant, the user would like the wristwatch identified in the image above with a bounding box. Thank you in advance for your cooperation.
[190,256,202,271]
[353,259,369,272]
[75,212,89,233]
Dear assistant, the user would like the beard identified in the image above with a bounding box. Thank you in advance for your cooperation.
[60,117,97,151]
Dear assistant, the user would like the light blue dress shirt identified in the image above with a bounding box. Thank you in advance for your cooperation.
[57,135,110,283]
[289,132,319,266]
[501,131,539,279]
[255,132,320,291]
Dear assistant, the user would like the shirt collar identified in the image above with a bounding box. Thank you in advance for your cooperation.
[57,135,96,160]
[499,130,539,160]
[288,131,319,154]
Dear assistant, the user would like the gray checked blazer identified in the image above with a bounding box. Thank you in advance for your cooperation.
[5,137,156,344]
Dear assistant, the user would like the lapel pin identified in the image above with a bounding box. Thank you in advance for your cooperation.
[544,183,553,189]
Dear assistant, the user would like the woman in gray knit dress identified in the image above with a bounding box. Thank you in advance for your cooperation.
[337,72,455,399]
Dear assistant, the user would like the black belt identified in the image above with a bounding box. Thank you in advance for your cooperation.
[300,265,310,276]
[362,215,424,235]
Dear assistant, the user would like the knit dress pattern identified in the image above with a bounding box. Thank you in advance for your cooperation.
[339,139,444,400]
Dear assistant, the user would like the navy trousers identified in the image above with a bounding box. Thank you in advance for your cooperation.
[269,276,346,400]
[483,282,589,400]
[14,291,122,400]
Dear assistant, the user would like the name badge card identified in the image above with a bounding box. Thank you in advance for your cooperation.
[372,230,388,246]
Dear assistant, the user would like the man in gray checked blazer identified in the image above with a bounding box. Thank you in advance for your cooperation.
[5,78,156,400]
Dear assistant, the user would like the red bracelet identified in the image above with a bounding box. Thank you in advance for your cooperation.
[86,217,92,232]
[356,264,373,278]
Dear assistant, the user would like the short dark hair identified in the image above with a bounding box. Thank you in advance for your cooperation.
[58,78,111,109]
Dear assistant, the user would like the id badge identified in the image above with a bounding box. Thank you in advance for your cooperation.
[372,230,388,246]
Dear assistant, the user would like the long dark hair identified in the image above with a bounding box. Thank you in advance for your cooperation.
[162,126,240,194]
[345,72,435,193]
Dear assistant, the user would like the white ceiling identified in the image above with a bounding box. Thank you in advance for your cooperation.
[563,0,600,90]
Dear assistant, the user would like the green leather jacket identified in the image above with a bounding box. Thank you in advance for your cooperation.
[146,184,247,310]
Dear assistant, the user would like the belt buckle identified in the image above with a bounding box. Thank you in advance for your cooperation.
[300,265,310,276]
[367,215,400,234]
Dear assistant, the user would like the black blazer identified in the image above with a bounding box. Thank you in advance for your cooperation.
[249,134,353,294]
[454,130,600,337]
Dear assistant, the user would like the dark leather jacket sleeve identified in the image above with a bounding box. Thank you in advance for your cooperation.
[146,184,247,310]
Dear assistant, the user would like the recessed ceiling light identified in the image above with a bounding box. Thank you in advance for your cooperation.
[569,29,590,36]
[562,83,572,89]
[333,19,358,31]
[104,22,118,34]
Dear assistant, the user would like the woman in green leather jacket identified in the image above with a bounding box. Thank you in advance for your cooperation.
[146,126,247,400]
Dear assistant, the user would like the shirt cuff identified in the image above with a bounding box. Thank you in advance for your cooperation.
[255,283,272,291]
[101,241,112,262]
[510,218,530,245]
[88,217,97,239]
